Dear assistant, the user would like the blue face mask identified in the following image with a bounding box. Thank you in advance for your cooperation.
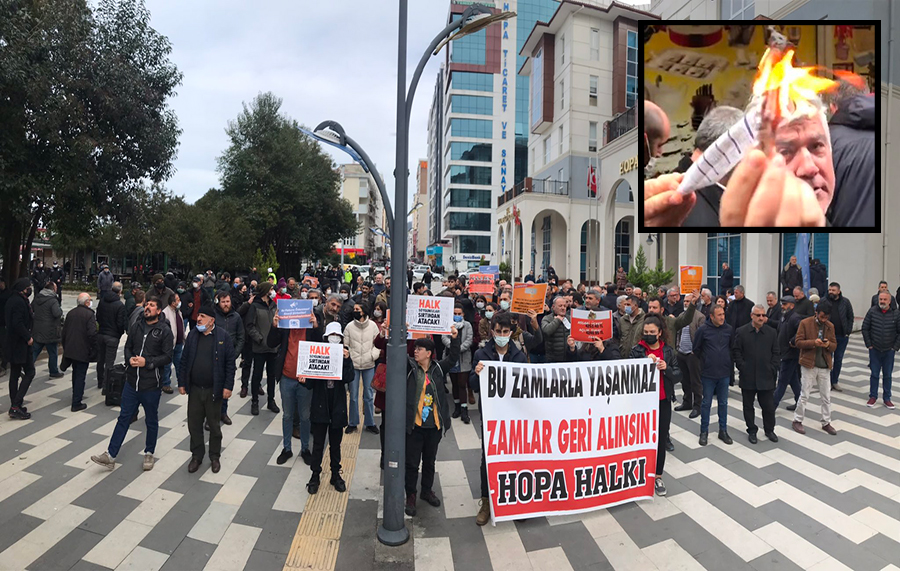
[624,306,633,315]
[196,324,207,333]
[453,315,463,322]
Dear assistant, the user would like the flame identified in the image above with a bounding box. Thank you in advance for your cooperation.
[752,48,836,116]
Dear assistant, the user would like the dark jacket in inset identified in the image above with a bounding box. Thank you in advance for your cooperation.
[720,268,734,293]
[861,305,900,352]
[828,294,854,337]
[97,290,127,339]
[123,315,174,391]
[781,264,803,295]
[62,305,98,363]
[765,303,782,331]
[178,325,236,400]
[793,296,815,318]
[267,322,323,383]
[732,323,779,391]
[630,341,682,402]
[725,297,754,332]
[809,262,828,297]
[565,338,621,362]
[827,95,875,227]
[541,313,570,363]
[31,288,62,344]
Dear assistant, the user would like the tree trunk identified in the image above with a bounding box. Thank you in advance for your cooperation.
[1,209,23,284]
[19,202,44,277]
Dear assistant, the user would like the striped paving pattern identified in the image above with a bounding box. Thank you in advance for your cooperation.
[335,333,900,571]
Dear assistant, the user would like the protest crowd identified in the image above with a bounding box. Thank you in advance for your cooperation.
[1,257,897,527]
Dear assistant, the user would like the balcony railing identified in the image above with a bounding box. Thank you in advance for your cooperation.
[604,105,636,145]
[497,177,569,207]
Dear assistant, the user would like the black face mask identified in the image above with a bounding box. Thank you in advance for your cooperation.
[155,282,164,290]
[642,334,658,346]
[353,311,364,321]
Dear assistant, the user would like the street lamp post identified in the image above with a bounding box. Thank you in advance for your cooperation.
[302,3,515,547]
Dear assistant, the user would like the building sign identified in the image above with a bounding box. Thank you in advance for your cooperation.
[494,0,516,262]
[619,157,639,175]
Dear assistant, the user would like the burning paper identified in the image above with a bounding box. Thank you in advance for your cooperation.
[676,31,835,195]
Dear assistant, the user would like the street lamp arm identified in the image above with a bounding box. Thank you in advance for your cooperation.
[404,18,464,124]
[344,133,394,231]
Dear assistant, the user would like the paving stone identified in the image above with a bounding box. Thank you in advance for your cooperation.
[253,509,302,555]
[27,528,104,571]
[244,548,287,571]
[158,537,215,571]
[139,481,220,556]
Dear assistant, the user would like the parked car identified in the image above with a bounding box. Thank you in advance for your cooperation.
[357,265,370,280]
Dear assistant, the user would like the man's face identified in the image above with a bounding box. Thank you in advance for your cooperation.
[415,286,426,295]
[828,285,839,298]
[326,298,341,315]
[817,311,829,324]
[218,295,231,312]
[878,283,888,293]
[879,293,891,309]
[625,286,633,296]
[711,307,725,326]
[782,301,794,313]
[585,293,599,309]
[552,299,567,315]
[790,256,797,266]
[702,292,712,304]
[288,279,297,290]
[767,294,777,308]
[794,288,804,301]
[144,301,160,319]
[308,292,320,303]
[647,300,661,316]
[751,307,767,329]
[499,292,511,305]
[375,274,384,285]
[734,288,744,301]
[667,291,679,304]
[776,115,835,213]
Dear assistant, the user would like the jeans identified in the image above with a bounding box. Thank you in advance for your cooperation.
[71,360,89,406]
[741,388,775,435]
[96,334,119,388]
[795,367,832,426]
[700,376,730,434]
[161,343,183,388]
[280,375,311,453]
[405,426,442,495]
[774,359,801,408]
[108,382,161,457]
[188,386,222,461]
[32,342,59,375]
[868,348,894,401]
[831,336,850,387]
[348,367,376,427]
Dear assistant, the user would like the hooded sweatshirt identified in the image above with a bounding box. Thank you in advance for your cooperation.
[828,94,875,227]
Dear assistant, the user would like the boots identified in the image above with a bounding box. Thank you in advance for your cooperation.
[307,474,320,494]
[476,497,491,526]
[468,389,476,406]
[460,406,470,424]
[405,493,417,516]
[452,402,461,419]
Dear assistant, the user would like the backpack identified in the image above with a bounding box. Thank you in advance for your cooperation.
[105,363,127,406]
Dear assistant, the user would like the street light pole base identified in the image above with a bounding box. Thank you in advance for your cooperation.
[377,523,410,546]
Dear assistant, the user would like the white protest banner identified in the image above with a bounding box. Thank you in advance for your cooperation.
[479,358,659,523]
[406,295,454,335]
[296,341,344,380]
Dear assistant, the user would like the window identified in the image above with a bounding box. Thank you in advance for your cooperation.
[450,14,486,65]
[722,0,755,20]
[557,168,565,193]
[530,148,535,172]
[449,165,492,185]
[614,179,633,203]
[459,235,491,254]
[450,141,492,162]
[615,219,631,271]
[559,34,565,66]
[446,188,492,208]
[542,215,552,276]
[706,233,742,295]
[590,28,599,61]
[558,126,564,155]
[626,30,638,109]
[589,75,598,106]
[531,48,544,127]
[560,79,565,110]
[589,122,597,152]
[448,212,491,232]
[543,136,551,165]
[450,118,492,138]
[451,95,493,116]
[780,233,829,270]
[451,71,492,92]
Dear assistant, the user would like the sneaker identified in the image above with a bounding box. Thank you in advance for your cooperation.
[8,407,30,420]
[251,402,259,415]
[221,414,232,425]
[885,400,896,410]
[276,449,293,465]
[307,476,320,495]
[831,383,843,392]
[718,430,733,445]
[365,425,379,435]
[821,423,837,435]
[300,450,312,465]
[786,403,797,411]
[476,497,491,526]
[267,400,280,414]
[331,473,346,493]
[654,477,667,496]
[405,493,417,516]
[161,385,174,394]
[421,490,441,507]
[142,453,155,471]
[866,397,877,407]
[71,402,87,412]
[91,451,116,471]
[345,426,357,434]
[49,372,64,379]
[792,421,806,434]
[698,432,708,446]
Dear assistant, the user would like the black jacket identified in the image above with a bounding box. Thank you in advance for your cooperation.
[215,306,245,356]
[725,297,754,331]
[123,316,174,391]
[97,291,127,339]
[565,339,621,362]
[629,342,682,401]
[809,262,828,297]
[765,304,782,331]
[663,299,684,318]
[405,334,459,435]
[693,321,735,378]
[732,323,779,391]
[470,341,528,392]
[302,348,354,427]
[781,264,803,294]
[246,295,277,353]
[720,268,733,293]
[62,305,98,363]
[4,291,33,364]
[778,309,803,361]
[793,296,815,318]
[861,305,900,352]
[266,322,323,383]
[828,95,875,227]
[828,294,854,337]
[600,294,619,312]
[682,184,723,228]
[179,325,236,400]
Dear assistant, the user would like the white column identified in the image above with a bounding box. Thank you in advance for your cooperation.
[742,233,780,305]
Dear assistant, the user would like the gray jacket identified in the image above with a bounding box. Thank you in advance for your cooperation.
[541,313,570,363]
[31,288,62,344]
[245,296,277,353]
[442,320,473,372]
[97,269,114,294]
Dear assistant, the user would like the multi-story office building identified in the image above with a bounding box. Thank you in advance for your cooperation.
[426,0,561,274]
[335,163,380,263]
[411,160,429,262]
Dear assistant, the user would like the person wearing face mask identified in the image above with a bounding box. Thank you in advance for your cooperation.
[861,292,899,410]
[96,281,127,392]
[824,282,853,393]
[495,291,543,360]
[274,278,291,301]
[443,304,473,424]
[213,290,243,426]
[372,301,387,327]
[375,277,392,309]
[792,302,838,435]
[298,322,353,493]
[618,295,646,357]
[630,315,682,496]
[478,302,499,349]
[177,304,235,475]
[338,285,355,325]
[160,293,185,395]
[61,292,99,412]
[5,278,37,419]
[91,296,173,471]
[342,303,381,435]
[125,281,141,317]
[245,282,280,416]
[471,313,526,525]
[150,273,175,311]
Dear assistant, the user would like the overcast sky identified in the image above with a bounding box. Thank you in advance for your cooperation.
[145,0,449,213]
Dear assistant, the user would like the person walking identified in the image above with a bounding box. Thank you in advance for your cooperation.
[793,286,815,318]
[774,296,803,412]
[91,296,173,471]
[871,281,897,310]
[719,262,733,296]
[160,293,185,395]
[96,281,127,392]
[97,264,114,299]
[31,281,63,379]
[343,302,381,434]
[444,303,473,424]
[61,293,99,411]
[629,315,681,496]
[732,304,779,444]
[245,282,279,416]
[826,282,854,392]
[178,304,235,474]
[303,322,354,494]
[404,327,460,517]
[792,303,838,436]
[861,291,899,409]
[4,278,36,419]
[214,290,243,425]
[692,305,734,446]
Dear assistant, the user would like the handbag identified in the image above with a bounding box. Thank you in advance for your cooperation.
[372,363,387,392]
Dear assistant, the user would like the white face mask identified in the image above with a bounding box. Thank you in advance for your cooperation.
[373,310,383,318]
[310,299,319,307]
[193,283,200,289]
[268,290,276,299]
[500,300,510,311]
[176,301,182,309]
[476,302,485,310]
[328,334,342,344]
[341,293,349,300]
[300,292,308,299]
